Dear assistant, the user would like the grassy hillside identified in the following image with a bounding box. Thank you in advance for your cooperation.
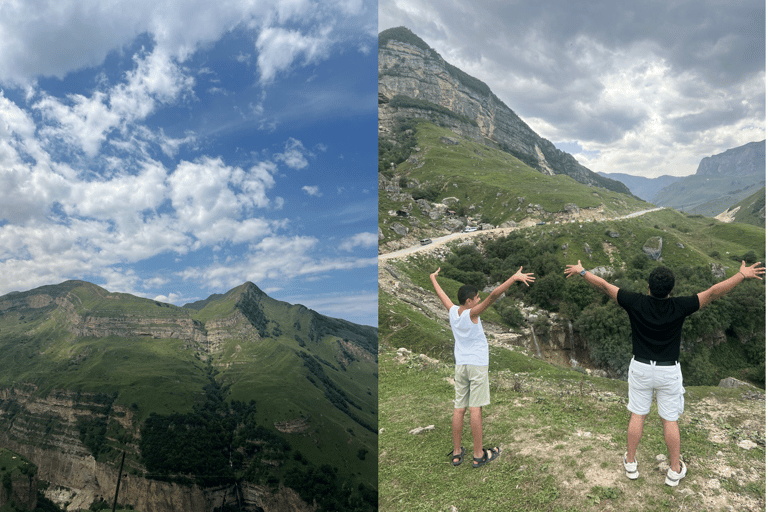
[730,187,766,228]
[379,121,651,245]
[378,345,765,512]
[0,281,377,508]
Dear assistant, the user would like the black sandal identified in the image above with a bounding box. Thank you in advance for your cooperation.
[472,446,501,468]
[447,446,465,466]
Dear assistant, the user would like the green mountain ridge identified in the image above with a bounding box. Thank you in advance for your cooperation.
[0,280,377,511]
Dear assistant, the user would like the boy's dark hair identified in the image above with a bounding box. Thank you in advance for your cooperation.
[648,266,675,298]
[457,285,479,305]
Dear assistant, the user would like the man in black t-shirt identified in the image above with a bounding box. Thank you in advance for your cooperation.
[565,259,764,486]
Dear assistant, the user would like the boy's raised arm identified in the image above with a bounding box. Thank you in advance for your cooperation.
[430,268,455,311]
[470,266,535,318]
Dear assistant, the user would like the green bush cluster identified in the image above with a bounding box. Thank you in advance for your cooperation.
[378,118,418,174]
[139,364,291,488]
[284,464,377,512]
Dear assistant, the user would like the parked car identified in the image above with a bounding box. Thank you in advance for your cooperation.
[420,238,433,245]
[463,226,478,232]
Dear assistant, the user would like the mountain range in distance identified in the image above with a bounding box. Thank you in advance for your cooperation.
[601,140,765,221]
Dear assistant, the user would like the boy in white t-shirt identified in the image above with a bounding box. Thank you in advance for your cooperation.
[430,266,535,468]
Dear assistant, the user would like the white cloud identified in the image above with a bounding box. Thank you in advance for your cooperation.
[168,157,277,244]
[339,232,377,252]
[32,48,194,158]
[275,137,309,169]
[302,185,321,196]
[256,26,333,84]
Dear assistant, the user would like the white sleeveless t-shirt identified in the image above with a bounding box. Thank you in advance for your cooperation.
[449,305,489,366]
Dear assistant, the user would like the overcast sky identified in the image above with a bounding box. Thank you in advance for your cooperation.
[379,0,765,178]
[0,0,378,326]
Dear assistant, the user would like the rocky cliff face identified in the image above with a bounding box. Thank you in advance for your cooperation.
[0,390,312,512]
[378,27,631,196]
[696,140,765,176]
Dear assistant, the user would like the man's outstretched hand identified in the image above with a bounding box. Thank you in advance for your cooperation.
[740,261,765,280]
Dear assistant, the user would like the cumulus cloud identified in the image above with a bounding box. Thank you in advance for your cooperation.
[256,26,333,84]
[340,232,377,252]
[275,138,309,169]
[302,185,321,196]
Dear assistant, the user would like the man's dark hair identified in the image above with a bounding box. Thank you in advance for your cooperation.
[457,285,479,305]
[648,266,675,298]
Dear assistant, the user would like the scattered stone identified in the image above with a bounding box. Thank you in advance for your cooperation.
[442,197,460,206]
[719,377,750,388]
[676,242,685,249]
[390,222,408,236]
[608,231,620,238]
[409,425,435,435]
[737,440,758,450]
[418,354,440,366]
[379,428,385,435]
[643,236,663,260]
[440,136,460,145]
[655,454,667,462]
[564,203,580,215]
[710,263,727,279]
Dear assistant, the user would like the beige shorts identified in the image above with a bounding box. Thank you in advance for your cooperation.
[454,365,490,408]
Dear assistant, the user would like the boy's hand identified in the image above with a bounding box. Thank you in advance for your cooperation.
[564,260,584,279]
[514,266,535,287]
[431,267,441,278]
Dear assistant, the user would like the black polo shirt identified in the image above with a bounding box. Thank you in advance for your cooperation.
[617,289,700,362]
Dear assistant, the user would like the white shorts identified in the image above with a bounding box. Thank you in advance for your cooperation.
[627,357,685,421]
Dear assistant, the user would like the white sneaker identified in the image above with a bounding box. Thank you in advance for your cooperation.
[623,452,639,480]
[665,460,687,487]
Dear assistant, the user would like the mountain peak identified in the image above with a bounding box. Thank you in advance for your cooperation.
[378,27,631,195]
[695,140,765,177]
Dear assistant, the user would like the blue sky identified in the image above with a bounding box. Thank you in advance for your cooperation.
[0,0,378,326]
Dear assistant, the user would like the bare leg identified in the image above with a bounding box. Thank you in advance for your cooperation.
[452,408,466,458]
[469,406,483,459]
[662,418,681,473]
[626,413,646,463]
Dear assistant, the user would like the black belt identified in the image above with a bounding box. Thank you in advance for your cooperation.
[634,356,677,366]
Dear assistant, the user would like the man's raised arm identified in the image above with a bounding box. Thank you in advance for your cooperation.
[564,260,619,303]
[697,260,765,309]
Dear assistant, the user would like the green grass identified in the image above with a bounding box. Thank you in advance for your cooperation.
[379,346,765,512]
[379,120,651,245]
